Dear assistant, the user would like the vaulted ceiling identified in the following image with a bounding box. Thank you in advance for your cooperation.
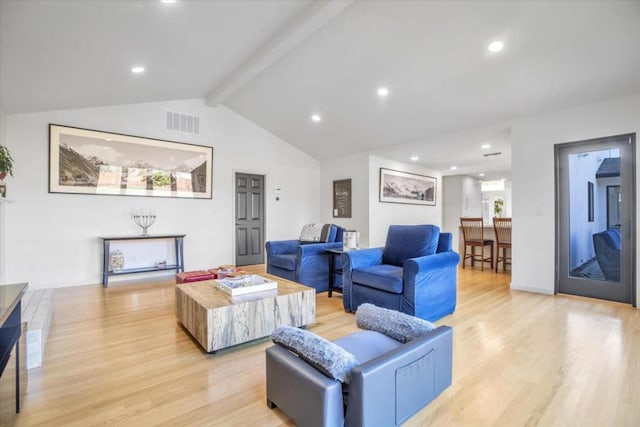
[1,0,639,175]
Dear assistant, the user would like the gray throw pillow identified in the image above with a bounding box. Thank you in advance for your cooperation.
[271,326,359,383]
[299,223,332,243]
[355,303,436,343]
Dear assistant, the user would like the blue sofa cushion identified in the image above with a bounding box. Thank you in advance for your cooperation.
[383,225,440,266]
[334,226,344,243]
[605,228,621,249]
[271,326,359,383]
[269,254,297,271]
[352,264,404,293]
[333,330,401,364]
[593,228,621,282]
[356,303,436,343]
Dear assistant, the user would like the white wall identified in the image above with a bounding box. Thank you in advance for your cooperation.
[3,99,320,289]
[320,153,369,245]
[443,176,463,250]
[511,93,640,300]
[0,108,6,283]
[443,175,482,250]
[321,154,443,248]
[462,176,483,218]
[368,155,443,247]
[504,180,512,217]
[0,109,5,146]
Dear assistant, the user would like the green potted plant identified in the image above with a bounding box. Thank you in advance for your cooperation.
[493,198,504,217]
[0,145,14,180]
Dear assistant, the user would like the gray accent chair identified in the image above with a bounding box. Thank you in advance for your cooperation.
[266,325,452,426]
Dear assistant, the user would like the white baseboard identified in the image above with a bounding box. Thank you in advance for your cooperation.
[510,283,555,295]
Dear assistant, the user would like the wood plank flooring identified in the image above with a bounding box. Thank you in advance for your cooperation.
[15,266,640,426]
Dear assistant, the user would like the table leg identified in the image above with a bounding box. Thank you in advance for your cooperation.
[327,253,335,298]
[15,338,19,413]
[175,237,184,272]
[102,240,110,287]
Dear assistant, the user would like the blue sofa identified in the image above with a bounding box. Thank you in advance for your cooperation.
[266,225,345,292]
[593,228,621,282]
[342,225,460,322]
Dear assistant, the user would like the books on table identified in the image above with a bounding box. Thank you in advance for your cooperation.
[216,275,277,296]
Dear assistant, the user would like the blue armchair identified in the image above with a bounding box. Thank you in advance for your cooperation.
[266,224,345,292]
[593,228,621,282]
[342,225,460,322]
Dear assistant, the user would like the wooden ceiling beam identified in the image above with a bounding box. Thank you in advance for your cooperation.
[206,0,353,107]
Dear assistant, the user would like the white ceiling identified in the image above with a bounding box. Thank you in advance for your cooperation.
[1,0,639,175]
[0,0,311,112]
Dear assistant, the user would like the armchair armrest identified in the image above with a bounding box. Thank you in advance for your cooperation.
[402,251,460,321]
[404,251,460,275]
[266,239,299,256]
[342,247,384,270]
[341,248,384,312]
[266,345,344,427]
[345,326,453,427]
[297,241,343,257]
[294,242,344,292]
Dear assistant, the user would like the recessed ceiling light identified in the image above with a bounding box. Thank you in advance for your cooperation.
[377,87,389,97]
[131,66,145,74]
[410,156,419,161]
[479,173,485,177]
[311,114,322,123]
[450,166,457,170]
[481,144,491,149]
[488,41,504,53]
[160,0,177,3]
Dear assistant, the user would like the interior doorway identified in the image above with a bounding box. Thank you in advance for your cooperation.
[234,172,265,266]
[555,134,635,304]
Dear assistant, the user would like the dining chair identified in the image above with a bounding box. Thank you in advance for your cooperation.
[460,218,493,271]
[493,217,512,273]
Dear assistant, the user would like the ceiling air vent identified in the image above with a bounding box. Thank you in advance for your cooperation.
[165,111,200,135]
[483,151,502,158]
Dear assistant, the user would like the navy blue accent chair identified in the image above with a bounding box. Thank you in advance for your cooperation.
[342,225,460,322]
[266,225,346,292]
[593,228,621,282]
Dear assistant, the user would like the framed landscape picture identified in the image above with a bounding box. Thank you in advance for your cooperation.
[333,178,352,218]
[49,124,213,199]
[379,168,436,206]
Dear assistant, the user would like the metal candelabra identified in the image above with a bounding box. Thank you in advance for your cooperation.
[133,213,156,236]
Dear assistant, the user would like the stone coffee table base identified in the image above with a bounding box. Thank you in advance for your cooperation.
[175,275,315,353]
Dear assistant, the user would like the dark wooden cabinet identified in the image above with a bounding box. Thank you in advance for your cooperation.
[0,283,27,426]
[0,343,17,426]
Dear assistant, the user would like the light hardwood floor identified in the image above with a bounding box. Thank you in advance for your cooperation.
[15,266,640,426]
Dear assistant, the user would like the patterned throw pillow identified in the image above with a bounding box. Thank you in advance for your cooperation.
[299,223,332,243]
[271,326,359,383]
[355,303,436,343]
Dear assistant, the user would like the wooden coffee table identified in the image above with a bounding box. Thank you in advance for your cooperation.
[175,273,315,353]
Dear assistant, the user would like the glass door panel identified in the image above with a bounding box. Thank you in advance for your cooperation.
[556,134,634,303]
